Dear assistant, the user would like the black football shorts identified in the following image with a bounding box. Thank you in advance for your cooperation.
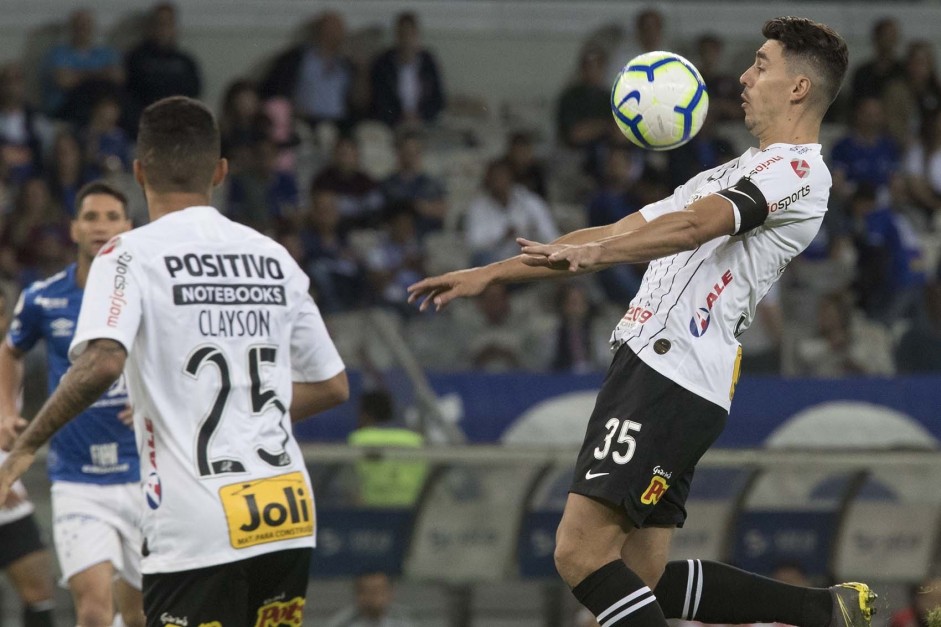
[143,547,311,627]
[570,344,728,528]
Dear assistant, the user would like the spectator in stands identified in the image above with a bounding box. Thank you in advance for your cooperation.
[81,94,133,180]
[0,63,54,185]
[41,8,124,123]
[226,135,299,234]
[48,131,86,217]
[889,575,941,627]
[830,97,901,201]
[850,17,904,105]
[793,290,895,377]
[504,130,548,199]
[310,134,383,232]
[370,11,445,128]
[300,188,365,313]
[883,41,941,150]
[557,44,611,150]
[605,8,667,80]
[896,282,941,372]
[324,572,416,627]
[464,158,559,266]
[550,282,608,373]
[903,108,941,219]
[218,79,266,170]
[348,390,426,508]
[848,179,926,323]
[695,33,744,122]
[125,2,202,111]
[260,11,356,129]
[586,145,644,301]
[364,202,425,316]
[380,130,447,239]
[0,178,71,285]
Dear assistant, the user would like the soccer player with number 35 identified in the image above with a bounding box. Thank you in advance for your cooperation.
[0,96,349,627]
[409,17,877,627]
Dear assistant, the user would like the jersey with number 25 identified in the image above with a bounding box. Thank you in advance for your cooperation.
[70,206,345,574]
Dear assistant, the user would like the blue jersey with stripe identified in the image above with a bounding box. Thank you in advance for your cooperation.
[8,264,138,484]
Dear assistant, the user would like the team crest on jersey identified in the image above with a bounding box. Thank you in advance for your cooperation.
[145,471,162,509]
[689,307,710,337]
[790,159,810,179]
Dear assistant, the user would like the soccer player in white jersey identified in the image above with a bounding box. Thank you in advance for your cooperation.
[0,96,349,627]
[0,182,141,627]
[409,17,876,627]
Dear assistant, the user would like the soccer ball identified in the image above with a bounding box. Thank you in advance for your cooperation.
[611,51,709,151]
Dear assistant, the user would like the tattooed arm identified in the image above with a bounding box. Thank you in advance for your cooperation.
[0,339,126,501]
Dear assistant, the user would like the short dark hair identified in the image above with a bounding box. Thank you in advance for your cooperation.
[762,17,849,110]
[360,390,394,423]
[75,180,129,219]
[396,11,418,30]
[137,96,220,194]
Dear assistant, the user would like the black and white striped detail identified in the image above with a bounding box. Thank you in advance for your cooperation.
[681,558,704,620]
[596,586,657,627]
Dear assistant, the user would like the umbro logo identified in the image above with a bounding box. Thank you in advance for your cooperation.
[585,469,609,480]
[50,318,75,337]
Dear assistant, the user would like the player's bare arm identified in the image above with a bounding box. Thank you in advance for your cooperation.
[290,371,350,422]
[407,211,648,311]
[520,194,736,272]
[0,342,28,450]
[0,339,126,501]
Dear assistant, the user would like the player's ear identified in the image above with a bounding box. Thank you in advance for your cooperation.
[791,75,812,104]
[211,158,228,188]
[69,218,79,245]
[133,159,145,187]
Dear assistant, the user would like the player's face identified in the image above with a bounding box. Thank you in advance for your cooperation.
[71,193,131,258]
[739,40,793,137]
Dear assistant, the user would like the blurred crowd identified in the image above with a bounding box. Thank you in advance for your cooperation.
[2,4,941,376]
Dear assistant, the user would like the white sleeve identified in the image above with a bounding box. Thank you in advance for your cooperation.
[288,269,344,382]
[639,161,731,222]
[69,238,142,360]
[744,148,829,227]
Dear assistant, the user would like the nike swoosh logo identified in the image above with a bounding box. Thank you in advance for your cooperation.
[585,470,610,480]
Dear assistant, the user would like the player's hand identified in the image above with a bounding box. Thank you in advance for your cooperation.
[518,238,606,272]
[0,415,28,452]
[1,486,23,509]
[118,405,134,428]
[0,449,35,507]
[407,268,490,311]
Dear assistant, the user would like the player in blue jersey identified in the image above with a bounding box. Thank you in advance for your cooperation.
[0,181,141,627]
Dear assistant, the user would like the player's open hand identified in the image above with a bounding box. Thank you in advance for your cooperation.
[518,238,606,272]
[118,405,134,428]
[407,268,489,311]
[0,449,34,507]
[0,415,28,452]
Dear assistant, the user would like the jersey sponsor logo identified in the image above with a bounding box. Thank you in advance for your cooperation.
[145,471,162,509]
[199,623,222,627]
[173,283,286,306]
[790,145,811,154]
[98,236,121,256]
[621,305,653,325]
[748,155,783,176]
[164,254,284,280]
[50,317,75,337]
[585,469,609,480]
[36,296,69,309]
[107,252,133,328]
[768,185,810,213]
[689,270,733,337]
[160,613,188,626]
[790,159,810,178]
[219,471,314,549]
[652,465,672,480]
[254,596,304,627]
[641,475,669,505]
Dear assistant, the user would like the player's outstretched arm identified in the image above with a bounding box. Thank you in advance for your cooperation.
[407,212,649,311]
[520,195,736,272]
[0,339,126,502]
[0,343,28,451]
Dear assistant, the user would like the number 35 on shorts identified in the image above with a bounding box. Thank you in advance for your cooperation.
[593,419,642,464]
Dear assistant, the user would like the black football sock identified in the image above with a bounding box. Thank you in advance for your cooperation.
[653,559,831,627]
[571,560,668,627]
[24,601,56,627]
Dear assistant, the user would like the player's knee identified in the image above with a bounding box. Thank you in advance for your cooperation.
[118,610,145,627]
[75,596,114,627]
[16,576,54,605]
[554,531,604,587]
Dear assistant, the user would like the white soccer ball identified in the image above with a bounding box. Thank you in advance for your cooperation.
[611,51,710,151]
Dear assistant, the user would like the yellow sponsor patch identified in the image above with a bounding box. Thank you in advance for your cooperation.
[640,475,669,505]
[254,596,305,627]
[219,471,314,549]
[199,622,222,627]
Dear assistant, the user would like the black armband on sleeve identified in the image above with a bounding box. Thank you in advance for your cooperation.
[715,177,768,235]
